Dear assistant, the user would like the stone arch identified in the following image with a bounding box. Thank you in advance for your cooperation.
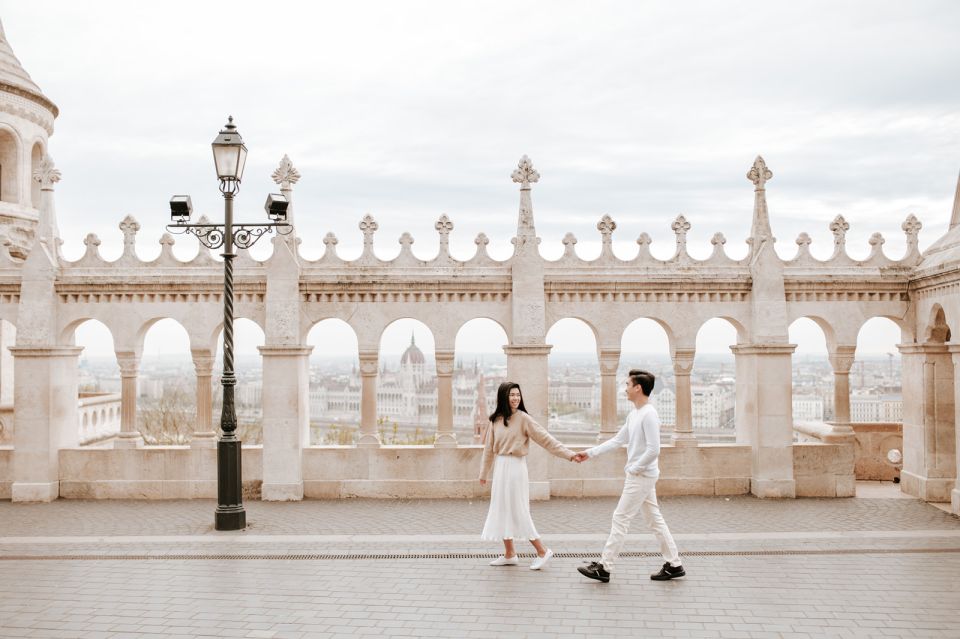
[0,124,21,204]
[306,318,361,445]
[139,318,196,445]
[546,317,599,444]
[377,318,437,441]
[453,318,509,442]
[29,140,43,208]
[788,317,832,423]
[60,316,119,349]
[206,315,266,354]
[692,317,740,440]
[621,318,674,425]
[546,316,600,346]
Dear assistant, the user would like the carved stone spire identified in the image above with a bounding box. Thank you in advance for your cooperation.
[271,154,300,240]
[32,154,62,247]
[950,169,960,230]
[747,156,775,252]
[510,155,540,257]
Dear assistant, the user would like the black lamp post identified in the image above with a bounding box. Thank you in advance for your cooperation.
[168,116,291,531]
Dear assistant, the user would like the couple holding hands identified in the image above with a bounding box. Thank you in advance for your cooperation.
[478,370,685,582]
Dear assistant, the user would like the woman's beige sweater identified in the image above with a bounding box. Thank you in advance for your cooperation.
[479,410,575,481]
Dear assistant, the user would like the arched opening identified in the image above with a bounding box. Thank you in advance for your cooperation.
[30,142,43,208]
[621,319,673,434]
[141,319,194,445]
[546,318,599,444]
[853,317,903,424]
[0,128,18,204]
[788,318,832,431]
[454,318,509,443]
[73,319,119,444]
[694,318,739,443]
[213,318,265,445]
[377,319,436,444]
[306,318,360,445]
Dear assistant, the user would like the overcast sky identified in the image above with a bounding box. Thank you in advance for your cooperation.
[2,1,957,358]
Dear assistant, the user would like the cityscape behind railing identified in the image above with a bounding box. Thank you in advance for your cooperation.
[76,351,902,447]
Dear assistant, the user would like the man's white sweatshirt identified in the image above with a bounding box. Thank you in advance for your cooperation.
[584,403,661,478]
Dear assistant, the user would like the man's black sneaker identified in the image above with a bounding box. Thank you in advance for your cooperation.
[650,562,686,581]
[577,561,610,583]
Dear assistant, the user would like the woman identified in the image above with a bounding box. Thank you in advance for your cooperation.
[479,382,577,570]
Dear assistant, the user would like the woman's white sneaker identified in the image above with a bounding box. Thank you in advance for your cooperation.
[530,549,553,570]
[489,555,519,566]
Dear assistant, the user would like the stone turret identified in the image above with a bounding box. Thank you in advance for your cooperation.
[0,18,59,259]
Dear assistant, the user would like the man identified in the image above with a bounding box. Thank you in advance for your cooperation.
[573,369,685,583]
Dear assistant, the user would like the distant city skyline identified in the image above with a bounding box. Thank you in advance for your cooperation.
[74,315,903,361]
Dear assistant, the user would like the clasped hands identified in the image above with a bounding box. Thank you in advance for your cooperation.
[570,452,588,463]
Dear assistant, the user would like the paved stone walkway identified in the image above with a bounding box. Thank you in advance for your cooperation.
[1,488,958,638]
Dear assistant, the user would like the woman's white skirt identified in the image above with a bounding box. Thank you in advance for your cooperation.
[481,455,540,541]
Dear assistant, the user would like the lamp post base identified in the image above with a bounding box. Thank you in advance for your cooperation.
[215,506,246,531]
[215,437,246,531]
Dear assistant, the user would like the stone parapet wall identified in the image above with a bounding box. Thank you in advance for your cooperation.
[57,447,262,500]
[40,444,754,500]
[793,442,856,497]
[852,423,902,481]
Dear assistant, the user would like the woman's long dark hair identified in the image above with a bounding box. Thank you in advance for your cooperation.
[489,382,527,427]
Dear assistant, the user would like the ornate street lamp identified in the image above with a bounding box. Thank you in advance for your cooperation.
[168,116,291,531]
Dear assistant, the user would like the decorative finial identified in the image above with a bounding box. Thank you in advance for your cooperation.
[747,156,772,189]
[32,154,61,188]
[829,215,849,248]
[511,155,540,188]
[597,215,616,243]
[272,154,301,188]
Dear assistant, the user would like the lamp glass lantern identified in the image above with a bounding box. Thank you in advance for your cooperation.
[211,116,248,183]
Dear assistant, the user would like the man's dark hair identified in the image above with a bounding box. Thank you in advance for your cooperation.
[628,369,655,397]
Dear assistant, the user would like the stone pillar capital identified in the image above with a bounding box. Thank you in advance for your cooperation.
[258,345,314,357]
[672,348,696,374]
[191,350,215,375]
[358,350,379,377]
[503,344,553,357]
[828,345,857,374]
[114,351,140,376]
[435,350,455,377]
[729,343,797,356]
[598,348,620,375]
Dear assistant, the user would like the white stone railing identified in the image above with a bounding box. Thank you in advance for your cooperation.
[77,392,121,445]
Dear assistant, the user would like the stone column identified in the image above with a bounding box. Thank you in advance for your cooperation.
[505,344,552,500]
[730,343,797,498]
[824,345,857,442]
[113,351,143,448]
[950,346,960,515]
[358,349,381,448]
[671,348,697,447]
[10,346,82,502]
[260,345,313,501]
[434,349,457,447]
[191,350,216,448]
[900,343,955,502]
[598,348,620,441]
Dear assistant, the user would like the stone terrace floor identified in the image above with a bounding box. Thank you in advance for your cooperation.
[1,482,958,639]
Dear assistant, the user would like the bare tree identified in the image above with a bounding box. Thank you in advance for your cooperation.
[138,383,196,445]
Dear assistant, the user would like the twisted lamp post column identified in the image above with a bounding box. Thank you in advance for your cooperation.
[167,117,291,531]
